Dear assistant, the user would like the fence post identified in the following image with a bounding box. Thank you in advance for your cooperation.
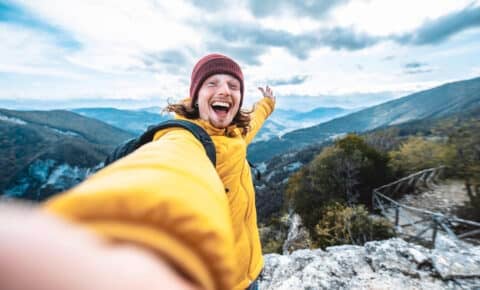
[432,217,438,245]
[395,205,400,227]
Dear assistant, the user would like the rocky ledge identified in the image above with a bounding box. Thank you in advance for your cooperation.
[260,237,480,289]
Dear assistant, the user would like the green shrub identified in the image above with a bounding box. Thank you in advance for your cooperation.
[259,215,289,254]
[313,202,395,248]
[285,134,392,234]
[388,136,455,176]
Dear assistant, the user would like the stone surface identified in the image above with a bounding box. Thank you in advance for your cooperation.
[282,213,312,254]
[431,236,480,279]
[260,238,480,290]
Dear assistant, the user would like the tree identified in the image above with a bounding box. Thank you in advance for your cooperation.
[388,136,455,176]
[449,121,480,220]
[314,203,394,248]
[285,134,392,233]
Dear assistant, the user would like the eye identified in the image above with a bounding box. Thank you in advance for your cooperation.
[206,81,216,87]
[228,82,240,90]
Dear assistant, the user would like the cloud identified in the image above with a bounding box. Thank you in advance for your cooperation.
[275,91,401,110]
[188,0,225,11]
[0,0,80,50]
[267,75,310,86]
[394,4,480,45]
[135,50,191,74]
[404,62,426,69]
[317,26,380,50]
[205,41,267,66]
[195,2,479,63]
[246,0,349,18]
[203,21,381,64]
[404,62,432,74]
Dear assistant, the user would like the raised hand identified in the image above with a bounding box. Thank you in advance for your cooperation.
[258,85,275,101]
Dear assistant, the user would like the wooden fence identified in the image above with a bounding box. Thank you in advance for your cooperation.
[372,167,480,245]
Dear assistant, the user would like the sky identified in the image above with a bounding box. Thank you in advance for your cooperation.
[1,0,480,111]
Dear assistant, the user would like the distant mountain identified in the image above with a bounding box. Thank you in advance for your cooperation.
[270,108,300,120]
[249,76,480,163]
[0,109,134,200]
[292,107,349,121]
[254,106,350,143]
[255,119,289,142]
[137,106,164,114]
[72,107,171,135]
[74,106,348,143]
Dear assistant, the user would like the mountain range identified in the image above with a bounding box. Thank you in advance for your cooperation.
[254,96,480,223]
[72,106,350,142]
[0,109,133,200]
[249,76,480,163]
[1,76,479,202]
[72,107,170,135]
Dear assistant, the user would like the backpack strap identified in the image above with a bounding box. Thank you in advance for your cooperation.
[104,119,216,167]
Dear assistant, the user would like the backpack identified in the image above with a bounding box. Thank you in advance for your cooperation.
[104,119,216,167]
[103,119,261,180]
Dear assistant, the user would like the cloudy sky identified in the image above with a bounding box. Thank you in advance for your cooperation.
[1,0,479,111]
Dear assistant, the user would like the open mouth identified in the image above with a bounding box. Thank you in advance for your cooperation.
[211,101,231,115]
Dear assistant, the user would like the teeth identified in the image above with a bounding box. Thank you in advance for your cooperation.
[212,101,230,108]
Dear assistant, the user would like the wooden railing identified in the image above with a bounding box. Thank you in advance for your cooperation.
[372,167,480,245]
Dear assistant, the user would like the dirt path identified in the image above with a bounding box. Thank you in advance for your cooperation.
[381,179,473,243]
[398,179,469,215]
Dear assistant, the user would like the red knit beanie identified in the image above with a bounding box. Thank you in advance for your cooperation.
[189,53,244,107]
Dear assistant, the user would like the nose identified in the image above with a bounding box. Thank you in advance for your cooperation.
[217,81,231,96]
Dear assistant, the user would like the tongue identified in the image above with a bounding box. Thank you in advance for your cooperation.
[213,107,228,117]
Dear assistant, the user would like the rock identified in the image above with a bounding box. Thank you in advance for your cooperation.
[282,213,312,254]
[260,238,480,290]
[432,235,480,279]
[365,238,432,278]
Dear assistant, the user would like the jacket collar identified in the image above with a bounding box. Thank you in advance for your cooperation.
[175,115,240,137]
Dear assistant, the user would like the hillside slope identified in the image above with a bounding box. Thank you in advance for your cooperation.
[254,104,480,223]
[72,107,170,134]
[0,109,134,200]
[249,76,480,163]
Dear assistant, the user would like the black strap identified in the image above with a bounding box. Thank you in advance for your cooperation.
[138,120,216,166]
[248,160,261,180]
[104,120,216,167]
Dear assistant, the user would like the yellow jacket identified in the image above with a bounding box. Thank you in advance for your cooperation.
[44,97,275,290]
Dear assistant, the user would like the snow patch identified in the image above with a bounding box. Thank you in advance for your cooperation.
[257,162,267,173]
[4,159,100,200]
[48,127,80,137]
[284,161,303,172]
[0,114,27,125]
[327,133,347,141]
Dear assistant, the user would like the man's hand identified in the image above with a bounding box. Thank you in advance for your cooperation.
[0,202,198,290]
[258,85,275,102]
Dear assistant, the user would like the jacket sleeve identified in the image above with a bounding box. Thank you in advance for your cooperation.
[43,129,235,290]
[245,97,275,145]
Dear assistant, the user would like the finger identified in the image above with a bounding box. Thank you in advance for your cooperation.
[258,87,266,95]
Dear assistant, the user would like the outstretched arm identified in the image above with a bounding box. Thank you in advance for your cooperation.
[245,85,276,144]
[0,202,197,290]
[12,129,237,290]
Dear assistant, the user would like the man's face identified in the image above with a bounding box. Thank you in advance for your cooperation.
[196,74,242,129]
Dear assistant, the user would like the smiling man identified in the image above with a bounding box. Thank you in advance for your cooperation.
[3,53,275,290]
[164,53,276,289]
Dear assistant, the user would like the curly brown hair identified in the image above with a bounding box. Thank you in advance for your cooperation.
[165,101,252,135]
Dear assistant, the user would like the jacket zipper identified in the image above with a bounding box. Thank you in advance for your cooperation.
[242,161,255,278]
